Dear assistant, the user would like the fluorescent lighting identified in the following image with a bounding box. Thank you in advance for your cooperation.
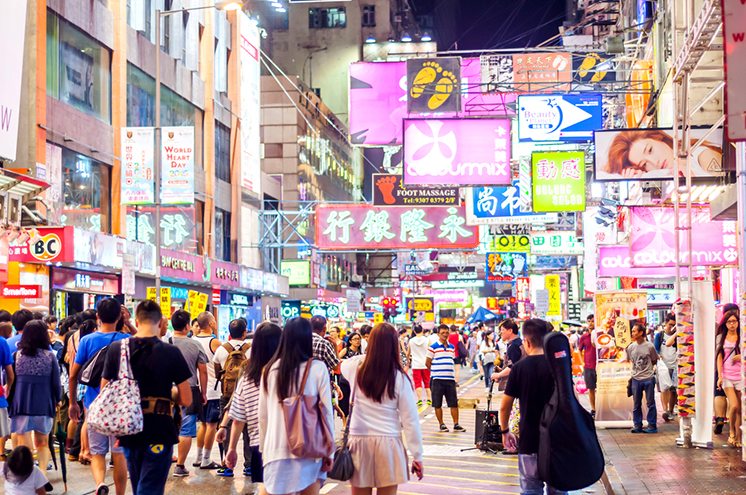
[421,32,432,42]
[216,0,243,11]
[365,34,376,43]
[401,32,412,42]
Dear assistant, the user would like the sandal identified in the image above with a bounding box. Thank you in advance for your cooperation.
[727,437,737,448]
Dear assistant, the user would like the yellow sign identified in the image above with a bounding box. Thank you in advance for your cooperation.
[407,297,435,322]
[545,274,561,316]
[490,235,531,253]
[373,313,384,324]
[146,287,157,302]
[159,287,172,317]
[194,293,209,315]
[614,318,632,349]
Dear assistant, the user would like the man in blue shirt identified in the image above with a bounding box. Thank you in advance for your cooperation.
[426,324,466,433]
[0,334,14,457]
[6,309,34,351]
[69,298,129,495]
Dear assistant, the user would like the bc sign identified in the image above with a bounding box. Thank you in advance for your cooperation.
[517,94,602,142]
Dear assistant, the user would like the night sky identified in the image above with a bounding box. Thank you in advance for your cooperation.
[412,0,568,51]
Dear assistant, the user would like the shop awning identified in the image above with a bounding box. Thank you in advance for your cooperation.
[0,168,50,202]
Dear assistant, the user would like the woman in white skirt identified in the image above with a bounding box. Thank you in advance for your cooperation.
[259,317,334,495]
[341,322,424,495]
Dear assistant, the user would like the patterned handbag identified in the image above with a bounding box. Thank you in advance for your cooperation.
[87,338,144,437]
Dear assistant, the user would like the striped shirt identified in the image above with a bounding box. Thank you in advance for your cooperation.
[228,375,261,446]
[427,341,456,381]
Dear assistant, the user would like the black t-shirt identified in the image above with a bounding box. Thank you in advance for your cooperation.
[504,354,554,455]
[506,337,523,368]
[102,337,191,448]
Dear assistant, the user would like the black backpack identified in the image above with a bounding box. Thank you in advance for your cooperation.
[79,333,118,388]
[538,331,604,491]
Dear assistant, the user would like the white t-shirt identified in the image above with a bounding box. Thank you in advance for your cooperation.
[427,333,439,347]
[408,335,430,369]
[4,466,48,495]
[213,339,251,368]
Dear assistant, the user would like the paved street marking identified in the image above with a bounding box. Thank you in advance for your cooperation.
[320,482,338,494]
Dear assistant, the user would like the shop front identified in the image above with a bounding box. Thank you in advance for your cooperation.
[51,268,120,318]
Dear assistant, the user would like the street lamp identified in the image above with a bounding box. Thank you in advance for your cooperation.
[154,0,242,295]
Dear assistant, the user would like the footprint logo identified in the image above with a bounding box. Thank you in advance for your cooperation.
[376,175,398,204]
[410,61,458,111]
[410,61,441,99]
[428,70,457,110]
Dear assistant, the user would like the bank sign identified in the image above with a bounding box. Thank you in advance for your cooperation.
[517,94,602,142]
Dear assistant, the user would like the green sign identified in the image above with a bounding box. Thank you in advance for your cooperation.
[532,151,586,212]
[280,260,311,286]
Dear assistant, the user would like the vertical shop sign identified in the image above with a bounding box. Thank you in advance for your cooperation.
[161,126,194,204]
[545,274,561,316]
[121,127,155,205]
[722,0,746,140]
[159,287,172,317]
[239,12,262,194]
[45,143,63,224]
[532,151,586,212]
[0,0,27,161]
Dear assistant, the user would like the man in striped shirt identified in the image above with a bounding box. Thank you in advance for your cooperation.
[426,324,466,433]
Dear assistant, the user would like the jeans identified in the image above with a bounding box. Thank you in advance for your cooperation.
[518,453,569,495]
[123,444,174,495]
[483,362,495,389]
[220,396,251,469]
[631,377,657,429]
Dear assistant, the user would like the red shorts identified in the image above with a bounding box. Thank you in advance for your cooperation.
[412,368,431,389]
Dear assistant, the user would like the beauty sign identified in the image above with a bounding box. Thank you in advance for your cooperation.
[161,126,195,204]
[532,151,586,212]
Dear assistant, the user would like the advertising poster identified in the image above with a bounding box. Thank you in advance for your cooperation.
[595,361,633,427]
[511,52,572,93]
[238,13,261,196]
[594,291,647,330]
[532,151,586,212]
[466,182,558,226]
[372,174,458,207]
[159,287,172,318]
[161,126,195,204]
[480,54,514,93]
[0,0,27,161]
[121,127,155,205]
[486,252,528,282]
[545,274,561,316]
[403,118,511,186]
[280,260,312,286]
[594,128,724,180]
[518,94,602,142]
[406,57,461,114]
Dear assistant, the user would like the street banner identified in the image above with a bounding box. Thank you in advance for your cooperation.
[372,174,458,207]
[594,361,633,428]
[532,151,586,212]
[594,291,647,331]
[315,204,478,250]
[466,182,558,226]
[406,57,461,114]
[0,0,27,161]
[545,274,561,316]
[613,318,632,349]
[594,128,724,180]
[511,52,572,93]
[159,287,172,318]
[161,126,195,204]
[238,12,262,195]
[629,207,738,267]
[518,94,602,142]
[530,231,584,256]
[146,287,157,302]
[486,252,528,282]
[121,127,155,205]
[722,0,746,140]
[403,118,511,186]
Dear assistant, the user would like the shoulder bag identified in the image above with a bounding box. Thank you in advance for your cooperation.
[87,339,144,437]
[283,360,334,458]
[329,376,356,481]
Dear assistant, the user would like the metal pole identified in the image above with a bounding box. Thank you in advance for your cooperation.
[155,10,162,295]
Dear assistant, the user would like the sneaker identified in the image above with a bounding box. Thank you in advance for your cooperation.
[427,399,432,406]
[453,424,466,432]
[417,399,423,407]
[173,465,189,477]
[217,467,234,477]
[643,426,658,434]
[243,467,252,477]
[439,423,449,432]
[630,427,644,433]
[200,461,222,470]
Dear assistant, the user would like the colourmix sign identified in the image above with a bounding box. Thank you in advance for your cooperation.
[403,118,512,186]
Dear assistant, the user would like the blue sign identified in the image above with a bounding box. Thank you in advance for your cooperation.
[472,181,530,219]
[167,287,189,300]
[517,94,603,142]
[531,256,578,270]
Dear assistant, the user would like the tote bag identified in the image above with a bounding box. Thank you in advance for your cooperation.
[282,360,333,459]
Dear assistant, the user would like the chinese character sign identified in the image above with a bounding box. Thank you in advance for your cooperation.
[121,127,155,205]
[467,181,559,226]
[161,126,195,204]
[530,231,584,255]
[532,151,586,212]
[545,274,561,316]
[315,205,478,250]
[485,252,528,282]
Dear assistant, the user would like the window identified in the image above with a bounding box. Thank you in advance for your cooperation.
[215,122,231,182]
[308,8,346,29]
[362,5,376,27]
[47,10,112,122]
[215,208,232,261]
[60,148,111,233]
[162,1,172,54]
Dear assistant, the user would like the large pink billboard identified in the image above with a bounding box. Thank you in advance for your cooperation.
[598,245,680,278]
[349,58,516,146]
[403,118,512,186]
[629,207,738,267]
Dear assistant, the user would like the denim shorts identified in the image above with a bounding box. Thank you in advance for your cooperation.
[198,399,221,424]
[10,415,53,435]
[88,426,124,455]
[179,413,198,438]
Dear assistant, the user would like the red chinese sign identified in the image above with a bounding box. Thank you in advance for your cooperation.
[315,205,479,250]
[8,227,74,263]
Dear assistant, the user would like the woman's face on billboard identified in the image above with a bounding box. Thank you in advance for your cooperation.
[628,137,673,171]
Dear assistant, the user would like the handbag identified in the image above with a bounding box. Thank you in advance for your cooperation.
[329,378,356,481]
[87,338,144,437]
[282,360,333,459]
[79,333,118,387]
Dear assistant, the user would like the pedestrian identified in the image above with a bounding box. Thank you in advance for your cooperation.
[259,317,334,495]
[341,322,424,493]
[425,327,439,347]
[169,310,208,478]
[220,321,283,495]
[339,332,363,359]
[2,445,50,495]
[500,319,565,494]
[213,318,252,477]
[101,300,192,495]
[398,328,410,372]
[9,320,61,486]
[627,323,658,434]
[192,311,223,470]
[714,303,738,434]
[407,325,432,407]
[577,316,597,418]
[467,331,478,373]
[654,313,678,423]
[63,318,96,464]
[359,325,372,353]
[426,324,465,433]
[716,309,742,447]
[492,319,523,388]
[328,326,344,355]
[0,321,15,461]
[480,330,497,390]
[6,310,34,351]
[69,299,129,495]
